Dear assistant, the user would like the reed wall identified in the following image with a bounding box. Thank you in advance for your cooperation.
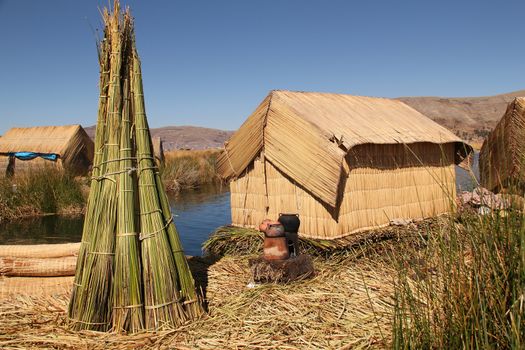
[480,97,525,192]
[230,142,456,240]
[0,156,62,177]
[0,157,8,176]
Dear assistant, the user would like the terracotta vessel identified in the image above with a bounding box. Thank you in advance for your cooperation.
[263,235,289,261]
[258,219,272,232]
[265,223,285,237]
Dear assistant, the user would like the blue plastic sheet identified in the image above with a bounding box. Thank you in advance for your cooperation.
[8,152,58,161]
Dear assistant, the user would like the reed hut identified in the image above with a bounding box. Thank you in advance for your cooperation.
[480,97,525,193]
[217,90,472,240]
[0,125,94,176]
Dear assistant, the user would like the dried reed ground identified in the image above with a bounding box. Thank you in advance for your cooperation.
[0,252,396,349]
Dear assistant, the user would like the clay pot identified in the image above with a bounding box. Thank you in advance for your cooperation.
[259,219,277,232]
[263,236,289,261]
[278,214,300,257]
[265,223,285,237]
[278,213,300,233]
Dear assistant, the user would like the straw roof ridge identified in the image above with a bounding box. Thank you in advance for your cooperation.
[268,89,462,151]
[271,88,394,101]
[0,125,87,155]
[269,89,466,147]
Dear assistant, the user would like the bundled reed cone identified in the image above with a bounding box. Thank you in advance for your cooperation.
[68,1,203,333]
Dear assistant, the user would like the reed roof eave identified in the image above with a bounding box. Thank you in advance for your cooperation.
[0,125,91,157]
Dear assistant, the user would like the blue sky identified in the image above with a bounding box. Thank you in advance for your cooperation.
[0,0,523,134]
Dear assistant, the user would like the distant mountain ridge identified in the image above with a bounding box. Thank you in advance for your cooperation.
[84,125,233,150]
[397,89,525,146]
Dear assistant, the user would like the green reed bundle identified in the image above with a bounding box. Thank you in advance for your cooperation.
[68,1,203,333]
[67,11,112,329]
[132,52,204,325]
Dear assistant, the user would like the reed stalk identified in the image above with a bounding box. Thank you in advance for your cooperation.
[69,4,123,331]
[132,49,188,329]
[392,204,525,348]
[68,0,203,332]
[71,6,123,331]
[67,10,111,325]
[112,21,144,331]
[154,164,204,318]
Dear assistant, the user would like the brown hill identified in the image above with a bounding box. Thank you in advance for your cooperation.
[84,125,233,150]
[397,89,525,147]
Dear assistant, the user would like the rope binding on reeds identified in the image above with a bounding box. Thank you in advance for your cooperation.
[67,0,204,333]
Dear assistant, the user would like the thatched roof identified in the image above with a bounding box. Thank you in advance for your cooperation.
[0,125,94,172]
[0,125,87,154]
[218,90,471,208]
[480,97,525,192]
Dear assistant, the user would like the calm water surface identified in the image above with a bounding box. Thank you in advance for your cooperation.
[0,185,231,256]
[169,185,231,256]
[455,152,480,191]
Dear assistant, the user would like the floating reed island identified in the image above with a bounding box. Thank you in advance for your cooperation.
[3,0,525,348]
[68,1,203,333]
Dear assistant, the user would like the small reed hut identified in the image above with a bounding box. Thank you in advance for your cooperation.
[0,125,94,176]
[480,97,525,193]
[217,90,472,240]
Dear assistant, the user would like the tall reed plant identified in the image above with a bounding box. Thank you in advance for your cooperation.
[161,149,222,192]
[392,204,525,349]
[0,168,85,222]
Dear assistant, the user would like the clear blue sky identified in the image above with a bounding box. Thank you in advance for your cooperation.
[0,0,523,134]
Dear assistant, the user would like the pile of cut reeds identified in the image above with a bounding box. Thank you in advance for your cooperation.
[203,222,412,258]
[68,1,203,333]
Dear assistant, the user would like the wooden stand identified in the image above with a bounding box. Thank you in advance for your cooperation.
[248,254,314,283]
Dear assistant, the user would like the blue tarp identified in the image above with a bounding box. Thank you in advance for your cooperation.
[8,152,58,161]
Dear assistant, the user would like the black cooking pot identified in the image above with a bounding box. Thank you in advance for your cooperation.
[278,213,300,233]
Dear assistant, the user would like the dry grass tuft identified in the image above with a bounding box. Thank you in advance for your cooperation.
[161,149,222,193]
[203,222,415,258]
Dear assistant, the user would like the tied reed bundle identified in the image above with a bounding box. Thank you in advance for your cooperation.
[68,1,203,333]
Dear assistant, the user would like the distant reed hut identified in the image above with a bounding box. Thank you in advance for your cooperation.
[0,125,94,176]
[152,136,165,165]
[480,97,525,193]
[217,90,472,240]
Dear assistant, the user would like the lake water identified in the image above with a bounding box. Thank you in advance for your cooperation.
[0,185,231,256]
[0,158,480,254]
[455,151,480,192]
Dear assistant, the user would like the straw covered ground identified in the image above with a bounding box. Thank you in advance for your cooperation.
[5,211,520,349]
[0,249,400,349]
